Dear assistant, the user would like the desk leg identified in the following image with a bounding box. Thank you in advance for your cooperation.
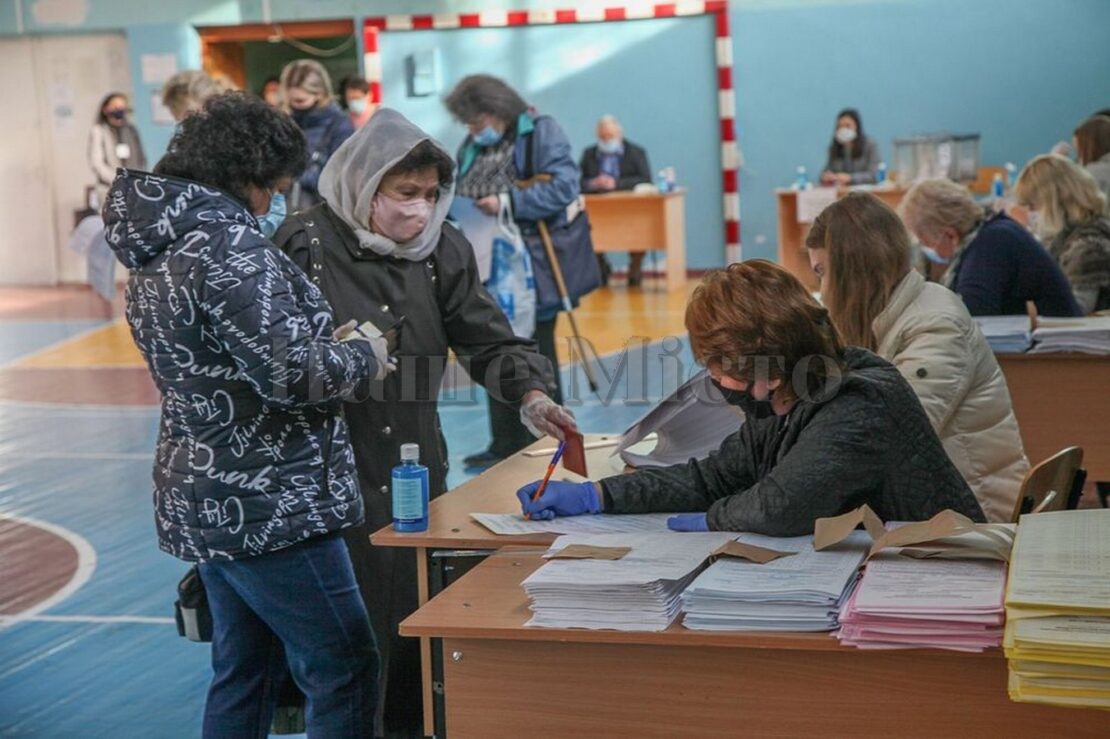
[416,548,434,738]
[663,196,686,291]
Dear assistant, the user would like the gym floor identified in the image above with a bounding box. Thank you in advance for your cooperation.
[0,280,698,736]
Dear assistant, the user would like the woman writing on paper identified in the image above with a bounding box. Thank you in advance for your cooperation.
[272,107,573,735]
[806,192,1028,522]
[516,260,985,534]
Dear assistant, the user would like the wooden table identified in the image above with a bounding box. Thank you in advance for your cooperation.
[371,434,626,736]
[402,550,1110,738]
[776,186,908,291]
[583,190,687,292]
[997,352,1110,480]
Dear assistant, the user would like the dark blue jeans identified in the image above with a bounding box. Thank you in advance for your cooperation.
[198,533,379,738]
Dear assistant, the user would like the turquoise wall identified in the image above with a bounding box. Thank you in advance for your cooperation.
[377,15,724,268]
[4,0,1109,265]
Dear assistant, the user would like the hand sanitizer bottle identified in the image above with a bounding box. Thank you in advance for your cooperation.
[876,161,888,185]
[392,443,429,533]
[794,166,809,190]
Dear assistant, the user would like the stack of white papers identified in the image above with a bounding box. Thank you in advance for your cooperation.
[617,369,743,468]
[522,532,734,631]
[1030,316,1110,354]
[681,532,868,632]
[837,554,1007,652]
[1005,510,1110,709]
[974,315,1033,353]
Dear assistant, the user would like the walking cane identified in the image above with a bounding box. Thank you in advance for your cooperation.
[536,218,601,395]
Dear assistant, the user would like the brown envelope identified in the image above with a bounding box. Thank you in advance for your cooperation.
[548,544,631,560]
[711,540,795,564]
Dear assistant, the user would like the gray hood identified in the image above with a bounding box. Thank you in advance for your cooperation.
[317,107,455,261]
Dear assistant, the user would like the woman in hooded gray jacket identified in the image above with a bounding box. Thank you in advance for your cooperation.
[273,107,574,735]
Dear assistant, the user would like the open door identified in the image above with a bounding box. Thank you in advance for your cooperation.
[198,20,358,97]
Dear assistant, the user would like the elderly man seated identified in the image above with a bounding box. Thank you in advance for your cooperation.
[580,114,653,286]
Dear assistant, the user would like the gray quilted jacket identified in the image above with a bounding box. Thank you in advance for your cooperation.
[601,348,985,535]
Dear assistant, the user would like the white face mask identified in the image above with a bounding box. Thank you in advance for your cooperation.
[370,193,433,244]
[835,126,858,145]
[348,98,368,115]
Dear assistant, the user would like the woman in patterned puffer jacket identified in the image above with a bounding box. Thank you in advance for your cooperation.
[104,92,389,738]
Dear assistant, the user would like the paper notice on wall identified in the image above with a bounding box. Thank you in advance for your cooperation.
[48,83,76,135]
[141,53,178,84]
[795,187,838,224]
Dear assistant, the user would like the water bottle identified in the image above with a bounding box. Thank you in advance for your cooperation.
[664,166,676,192]
[392,443,429,533]
[1005,162,1017,190]
[655,168,670,193]
[991,173,1005,200]
[794,166,809,190]
[876,161,887,185]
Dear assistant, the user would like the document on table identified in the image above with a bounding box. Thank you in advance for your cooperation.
[1006,509,1110,611]
[523,532,734,631]
[471,512,684,536]
[853,555,1007,613]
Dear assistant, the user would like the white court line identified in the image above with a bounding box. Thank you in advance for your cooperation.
[0,512,98,631]
[0,614,174,625]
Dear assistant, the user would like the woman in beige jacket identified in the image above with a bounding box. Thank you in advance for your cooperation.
[806,192,1029,521]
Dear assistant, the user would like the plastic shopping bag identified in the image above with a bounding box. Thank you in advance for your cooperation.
[487,199,536,339]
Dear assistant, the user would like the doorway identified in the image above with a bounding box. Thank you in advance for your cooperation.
[197,20,359,99]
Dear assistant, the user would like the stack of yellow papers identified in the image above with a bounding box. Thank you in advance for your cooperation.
[1004,509,1110,710]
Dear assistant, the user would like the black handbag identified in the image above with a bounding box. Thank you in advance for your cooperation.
[174,565,213,642]
[519,118,602,313]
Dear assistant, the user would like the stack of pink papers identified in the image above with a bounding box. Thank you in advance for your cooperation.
[837,554,1007,652]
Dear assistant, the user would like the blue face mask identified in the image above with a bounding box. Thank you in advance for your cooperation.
[597,138,623,155]
[258,192,287,238]
[473,126,503,147]
[919,244,951,265]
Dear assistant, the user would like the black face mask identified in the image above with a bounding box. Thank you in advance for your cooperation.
[711,378,776,420]
[107,109,126,122]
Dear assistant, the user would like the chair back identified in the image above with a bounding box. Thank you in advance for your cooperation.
[1011,446,1084,522]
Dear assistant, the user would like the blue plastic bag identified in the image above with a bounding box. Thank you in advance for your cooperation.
[487,200,536,339]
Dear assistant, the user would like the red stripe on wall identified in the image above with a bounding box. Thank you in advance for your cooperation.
[604,7,627,21]
[720,118,736,142]
[717,66,733,90]
[654,3,677,17]
[723,169,737,193]
[411,15,434,30]
[365,17,387,31]
[726,220,740,244]
[705,1,729,13]
[555,9,577,23]
[508,10,530,25]
[714,8,730,37]
[459,13,482,27]
[363,26,378,53]
[369,80,382,104]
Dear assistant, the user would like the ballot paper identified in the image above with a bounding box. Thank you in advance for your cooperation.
[1004,510,1110,709]
[523,532,734,631]
[837,554,1006,652]
[681,531,869,632]
[471,512,682,536]
[1029,315,1110,354]
[974,315,1033,353]
[447,195,499,282]
[617,369,743,468]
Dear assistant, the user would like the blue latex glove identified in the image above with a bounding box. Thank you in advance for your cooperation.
[667,513,709,532]
[517,480,601,520]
